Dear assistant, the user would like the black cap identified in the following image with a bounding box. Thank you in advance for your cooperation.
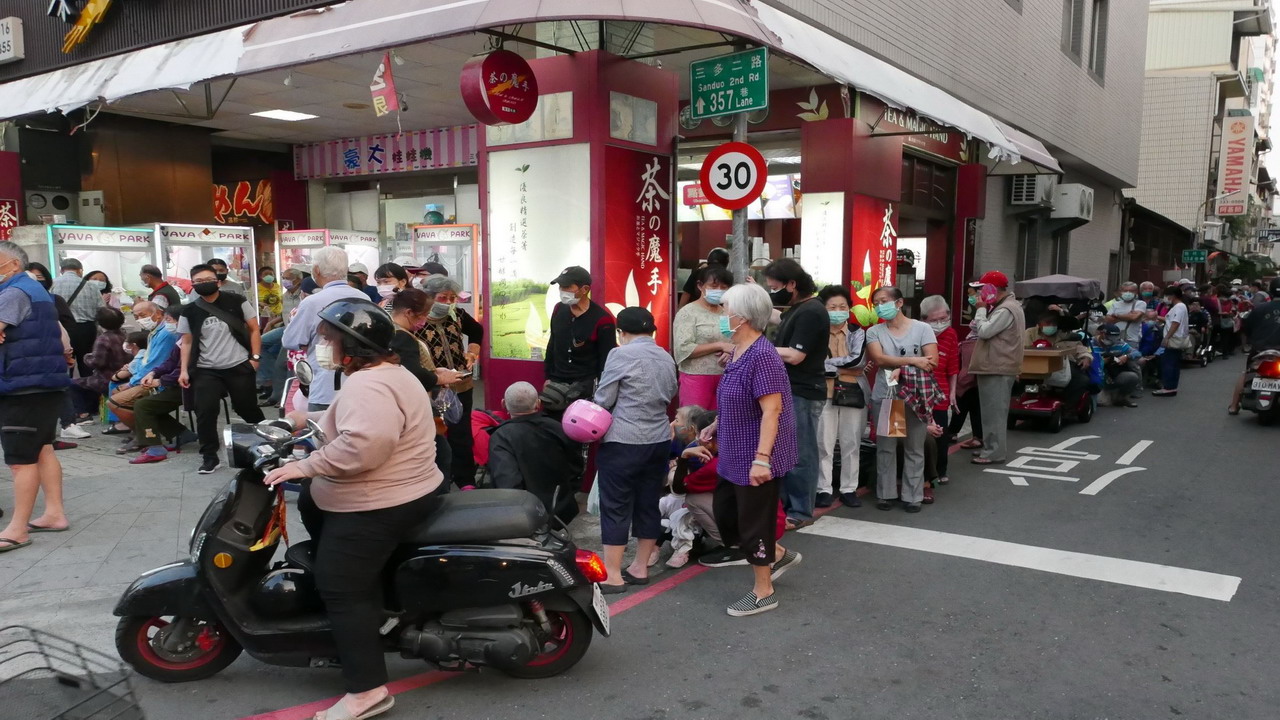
[616,307,656,334]
[1100,323,1122,338]
[551,266,592,287]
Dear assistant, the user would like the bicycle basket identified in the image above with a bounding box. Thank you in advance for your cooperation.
[0,625,144,720]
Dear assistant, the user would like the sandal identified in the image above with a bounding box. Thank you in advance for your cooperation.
[317,695,394,720]
[1227,406,1240,416]
[102,426,132,436]
[0,537,31,553]
[784,518,814,531]
[971,457,1001,465]
[621,570,649,586]
[959,438,983,449]
[27,523,69,533]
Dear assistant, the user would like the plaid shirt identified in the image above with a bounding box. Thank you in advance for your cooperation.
[895,365,946,426]
[49,271,105,323]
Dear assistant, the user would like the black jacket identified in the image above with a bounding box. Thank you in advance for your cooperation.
[488,412,583,524]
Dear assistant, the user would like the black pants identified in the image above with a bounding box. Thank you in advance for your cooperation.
[1217,325,1237,356]
[434,434,452,489]
[298,486,443,693]
[925,408,952,481]
[948,387,983,440]
[68,321,97,378]
[133,386,185,447]
[445,388,474,488]
[192,363,264,458]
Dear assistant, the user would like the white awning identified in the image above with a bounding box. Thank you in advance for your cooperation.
[0,27,246,118]
[987,119,1064,175]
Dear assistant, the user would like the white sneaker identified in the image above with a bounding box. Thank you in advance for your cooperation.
[60,425,91,439]
[665,550,690,569]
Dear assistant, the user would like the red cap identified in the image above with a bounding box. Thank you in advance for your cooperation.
[979,270,1009,288]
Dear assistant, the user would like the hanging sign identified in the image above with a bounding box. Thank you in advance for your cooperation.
[370,52,401,117]
[460,49,539,125]
[698,142,767,211]
[0,198,18,241]
[280,230,327,247]
[329,230,379,247]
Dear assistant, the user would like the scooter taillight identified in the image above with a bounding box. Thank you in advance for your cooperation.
[575,549,608,583]
[1258,360,1280,378]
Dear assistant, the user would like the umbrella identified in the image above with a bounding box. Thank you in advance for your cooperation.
[1013,274,1102,299]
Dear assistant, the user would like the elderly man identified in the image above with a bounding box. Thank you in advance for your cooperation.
[0,242,73,553]
[49,257,106,376]
[349,263,382,304]
[107,301,181,452]
[488,381,584,524]
[1139,281,1162,315]
[139,264,182,309]
[1105,281,1148,349]
[969,270,1025,465]
[283,246,368,411]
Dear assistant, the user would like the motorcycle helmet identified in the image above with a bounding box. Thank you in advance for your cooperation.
[562,399,613,443]
[317,299,395,357]
[252,567,323,618]
[1032,338,1054,349]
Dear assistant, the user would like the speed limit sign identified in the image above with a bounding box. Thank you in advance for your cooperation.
[698,141,768,211]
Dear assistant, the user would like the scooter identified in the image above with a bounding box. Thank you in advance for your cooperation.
[1240,349,1280,425]
[1009,333,1095,433]
[112,418,611,683]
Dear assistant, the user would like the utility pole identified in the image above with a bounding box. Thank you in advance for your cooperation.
[729,111,750,283]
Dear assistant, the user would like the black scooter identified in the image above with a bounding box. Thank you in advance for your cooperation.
[113,418,611,683]
[1241,349,1280,425]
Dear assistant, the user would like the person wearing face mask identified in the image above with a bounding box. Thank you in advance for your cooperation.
[49,257,107,378]
[139,264,181,310]
[762,258,828,530]
[0,241,74,554]
[815,285,868,509]
[348,263,382,304]
[1152,285,1189,397]
[207,258,246,297]
[1023,311,1094,404]
[968,270,1026,465]
[105,301,180,450]
[372,262,410,310]
[591,307,679,593]
[1139,281,1164,317]
[919,295,961,499]
[543,266,617,417]
[68,307,129,426]
[177,263,265,474]
[125,306,195,465]
[417,274,484,489]
[284,247,369,413]
[256,266,284,331]
[678,247,730,309]
[673,265,735,409]
[1104,282,1147,349]
[961,281,983,323]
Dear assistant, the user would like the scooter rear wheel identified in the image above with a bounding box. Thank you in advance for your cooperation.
[116,615,243,683]
[503,609,592,680]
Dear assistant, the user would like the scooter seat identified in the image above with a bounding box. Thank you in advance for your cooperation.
[407,489,548,544]
[285,540,317,574]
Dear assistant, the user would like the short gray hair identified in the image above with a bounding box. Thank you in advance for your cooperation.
[0,241,28,266]
[59,256,82,271]
[920,294,950,318]
[722,283,772,332]
[422,274,462,296]
[311,246,349,283]
[1120,281,1138,291]
[1139,281,1156,290]
[132,300,158,318]
[504,381,540,414]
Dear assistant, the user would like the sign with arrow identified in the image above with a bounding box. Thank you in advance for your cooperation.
[689,47,768,120]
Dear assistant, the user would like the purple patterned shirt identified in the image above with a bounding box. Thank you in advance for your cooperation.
[715,335,797,486]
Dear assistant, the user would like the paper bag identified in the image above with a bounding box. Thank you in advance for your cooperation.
[876,398,909,438]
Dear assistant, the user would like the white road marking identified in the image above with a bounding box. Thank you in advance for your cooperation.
[983,468,1080,482]
[1046,435,1101,451]
[1007,455,1081,473]
[800,517,1241,602]
[1079,466,1146,495]
[1115,440,1154,466]
[1019,447,1102,460]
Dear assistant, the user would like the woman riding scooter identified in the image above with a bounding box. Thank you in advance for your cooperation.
[263,298,444,720]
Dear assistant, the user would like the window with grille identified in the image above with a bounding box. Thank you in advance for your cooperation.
[1017,220,1040,281]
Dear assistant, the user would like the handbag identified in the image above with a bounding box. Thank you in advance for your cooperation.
[831,378,866,409]
[1166,333,1193,351]
[432,388,464,425]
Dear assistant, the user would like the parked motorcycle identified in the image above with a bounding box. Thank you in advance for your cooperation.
[1240,349,1280,425]
[113,419,611,683]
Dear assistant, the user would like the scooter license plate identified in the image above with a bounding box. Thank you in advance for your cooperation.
[1024,384,1040,393]
[1251,378,1280,392]
[591,583,611,635]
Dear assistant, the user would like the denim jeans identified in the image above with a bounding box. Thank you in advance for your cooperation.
[782,395,823,522]
[258,327,285,387]
[1160,348,1182,390]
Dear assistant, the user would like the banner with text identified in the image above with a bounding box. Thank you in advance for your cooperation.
[293,125,479,180]
[849,198,898,327]
[1215,112,1255,216]
[603,147,673,350]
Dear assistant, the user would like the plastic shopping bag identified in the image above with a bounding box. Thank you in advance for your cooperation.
[586,474,601,516]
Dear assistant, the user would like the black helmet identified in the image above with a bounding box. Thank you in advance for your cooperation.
[317,299,394,357]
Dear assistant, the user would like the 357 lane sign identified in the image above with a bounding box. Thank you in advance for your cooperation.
[689,47,768,120]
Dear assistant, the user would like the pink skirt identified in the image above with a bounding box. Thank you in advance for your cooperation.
[679,373,721,410]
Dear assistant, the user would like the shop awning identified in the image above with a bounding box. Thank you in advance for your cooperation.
[986,119,1064,175]
[0,27,246,118]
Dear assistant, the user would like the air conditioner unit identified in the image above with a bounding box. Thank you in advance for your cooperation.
[1008,175,1057,206]
[25,190,78,224]
[1050,183,1095,222]
[78,191,105,226]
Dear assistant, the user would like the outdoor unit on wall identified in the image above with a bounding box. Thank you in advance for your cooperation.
[78,191,105,226]
[1050,183,1095,222]
[25,190,77,224]
[1008,175,1057,206]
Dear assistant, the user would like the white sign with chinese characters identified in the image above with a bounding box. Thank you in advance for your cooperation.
[982,435,1152,495]
[799,192,844,289]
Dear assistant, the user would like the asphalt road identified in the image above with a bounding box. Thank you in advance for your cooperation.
[19,358,1279,720]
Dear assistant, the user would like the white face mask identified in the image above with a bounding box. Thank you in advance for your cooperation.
[315,341,343,371]
[376,284,397,299]
[559,290,577,305]
[138,316,157,331]
[164,321,179,333]
[928,319,950,333]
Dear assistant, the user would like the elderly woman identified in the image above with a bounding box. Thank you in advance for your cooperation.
[264,299,445,720]
[416,274,484,488]
[920,295,960,497]
[373,263,410,309]
[865,287,938,513]
[699,283,801,617]
[672,265,734,408]
[815,285,868,509]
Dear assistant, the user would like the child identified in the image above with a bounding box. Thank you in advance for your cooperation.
[665,410,721,568]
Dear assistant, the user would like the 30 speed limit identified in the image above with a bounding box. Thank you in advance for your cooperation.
[698,142,768,211]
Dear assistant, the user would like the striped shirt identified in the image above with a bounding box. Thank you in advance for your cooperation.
[49,271,105,323]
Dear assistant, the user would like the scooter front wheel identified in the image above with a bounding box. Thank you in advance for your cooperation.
[503,609,593,680]
[116,615,243,682]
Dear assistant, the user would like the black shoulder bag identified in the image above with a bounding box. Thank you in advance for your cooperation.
[830,329,867,409]
[195,298,252,352]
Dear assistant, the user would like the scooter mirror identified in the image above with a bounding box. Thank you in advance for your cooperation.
[294,360,314,386]
[255,421,293,443]
[307,419,327,444]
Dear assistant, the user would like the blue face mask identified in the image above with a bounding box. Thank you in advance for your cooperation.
[704,289,725,306]
[718,315,738,338]
[875,301,899,321]
[828,310,850,325]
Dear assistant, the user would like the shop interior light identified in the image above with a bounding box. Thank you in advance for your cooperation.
[251,109,318,122]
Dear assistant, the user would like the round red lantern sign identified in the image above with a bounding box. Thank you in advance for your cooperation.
[459,50,539,125]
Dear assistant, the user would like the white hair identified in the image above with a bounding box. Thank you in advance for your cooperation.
[920,294,950,318]
[311,246,349,283]
[422,274,462,296]
[722,283,773,332]
[0,241,28,266]
[503,381,540,414]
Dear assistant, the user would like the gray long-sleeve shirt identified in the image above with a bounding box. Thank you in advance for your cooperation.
[593,335,678,445]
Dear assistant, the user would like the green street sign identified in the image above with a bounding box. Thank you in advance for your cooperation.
[1182,249,1208,263]
[689,47,769,120]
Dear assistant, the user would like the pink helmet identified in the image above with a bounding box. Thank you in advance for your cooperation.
[562,399,613,443]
